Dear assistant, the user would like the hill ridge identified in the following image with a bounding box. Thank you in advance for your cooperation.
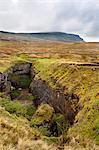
[0,31,84,42]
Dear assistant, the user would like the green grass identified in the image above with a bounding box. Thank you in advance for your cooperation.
[0,95,36,119]
[0,106,48,150]
[10,89,21,99]
[9,74,31,88]
[33,58,99,146]
[68,84,99,145]
[30,103,54,126]
[53,113,69,136]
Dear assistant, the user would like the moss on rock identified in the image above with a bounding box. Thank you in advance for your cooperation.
[30,103,54,126]
[9,74,31,89]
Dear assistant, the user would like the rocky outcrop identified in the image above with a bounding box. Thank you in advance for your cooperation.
[11,62,32,75]
[0,61,79,124]
[30,79,79,124]
[0,72,7,92]
[0,62,33,93]
[0,72,11,94]
[8,62,33,89]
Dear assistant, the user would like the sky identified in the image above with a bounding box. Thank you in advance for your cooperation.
[0,0,99,42]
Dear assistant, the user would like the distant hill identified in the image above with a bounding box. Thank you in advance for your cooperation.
[0,31,84,42]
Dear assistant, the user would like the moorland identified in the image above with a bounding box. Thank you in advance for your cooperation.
[0,32,99,150]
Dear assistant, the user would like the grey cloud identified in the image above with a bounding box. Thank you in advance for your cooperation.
[0,0,99,41]
[52,0,99,41]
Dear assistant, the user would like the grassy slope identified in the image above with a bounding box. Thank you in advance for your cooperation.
[33,58,99,147]
[0,105,57,150]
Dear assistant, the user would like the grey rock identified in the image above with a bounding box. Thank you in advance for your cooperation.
[30,79,78,123]
[12,62,32,75]
[0,72,11,93]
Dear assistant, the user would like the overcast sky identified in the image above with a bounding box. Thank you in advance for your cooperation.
[0,0,99,41]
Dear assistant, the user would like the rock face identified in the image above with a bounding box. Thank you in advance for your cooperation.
[11,62,32,75]
[0,72,11,93]
[0,62,33,93]
[30,79,79,124]
[0,72,7,92]
[8,62,33,89]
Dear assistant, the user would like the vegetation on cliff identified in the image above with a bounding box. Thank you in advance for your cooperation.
[33,58,99,147]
